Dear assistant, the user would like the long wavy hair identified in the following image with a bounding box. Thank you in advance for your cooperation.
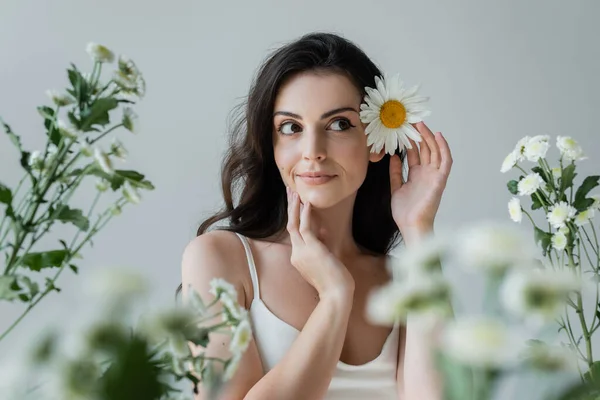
[177,32,404,295]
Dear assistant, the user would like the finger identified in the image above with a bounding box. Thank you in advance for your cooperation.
[419,132,431,165]
[299,200,313,240]
[436,132,453,175]
[286,189,304,245]
[389,154,403,192]
[406,138,420,168]
[417,122,441,168]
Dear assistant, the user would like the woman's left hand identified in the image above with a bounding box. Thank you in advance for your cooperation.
[389,121,452,235]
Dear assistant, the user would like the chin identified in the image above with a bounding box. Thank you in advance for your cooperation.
[297,187,346,209]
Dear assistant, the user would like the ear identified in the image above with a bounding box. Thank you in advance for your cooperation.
[368,147,386,163]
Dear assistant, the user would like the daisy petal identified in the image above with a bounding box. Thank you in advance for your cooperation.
[403,124,423,142]
[397,128,413,150]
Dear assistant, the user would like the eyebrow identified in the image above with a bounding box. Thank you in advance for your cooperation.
[273,107,359,120]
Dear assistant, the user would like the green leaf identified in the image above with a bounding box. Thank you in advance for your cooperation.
[560,164,577,194]
[507,180,519,195]
[534,227,552,256]
[0,276,19,301]
[45,278,61,293]
[531,192,543,210]
[53,204,90,231]
[67,64,91,104]
[79,98,118,132]
[532,166,548,184]
[115,170,155,190]
[436,352,474,400]
[37,106,61,147]
[584,361,600,384]
[69,264,79,274]
[0,182,12,205]
[0,117,24,151]
[574,176,600,211]
[21,250,69,271]
[552,381,600,400]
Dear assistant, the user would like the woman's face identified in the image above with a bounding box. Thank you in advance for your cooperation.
[272,71,383,209]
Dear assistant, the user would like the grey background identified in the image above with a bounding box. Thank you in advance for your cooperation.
[1,0,599,398]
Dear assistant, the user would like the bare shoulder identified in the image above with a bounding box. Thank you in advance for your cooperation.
[181,230,252,307]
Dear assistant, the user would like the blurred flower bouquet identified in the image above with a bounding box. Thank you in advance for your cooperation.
[501,135,600,388]
[0,43,250,399]
[1,270,251,400]
[367,222,591,400]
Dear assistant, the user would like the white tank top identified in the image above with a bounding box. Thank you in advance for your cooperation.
[235,233,400,399]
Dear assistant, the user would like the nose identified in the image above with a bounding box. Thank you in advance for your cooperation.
[301,128,327,162]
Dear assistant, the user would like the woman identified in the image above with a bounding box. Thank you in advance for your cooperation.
[181,32,452,399]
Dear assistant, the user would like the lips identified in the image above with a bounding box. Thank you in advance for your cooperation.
[296,172,336,185]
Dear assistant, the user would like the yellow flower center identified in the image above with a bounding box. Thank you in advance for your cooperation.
[379,100,407,129]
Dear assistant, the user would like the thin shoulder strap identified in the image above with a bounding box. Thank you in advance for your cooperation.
[235,233,261,300]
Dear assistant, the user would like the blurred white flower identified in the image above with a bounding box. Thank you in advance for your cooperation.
[122,107,138,133]
[94,148,114,175]
[169,334,192,358]
[46,90,76,107]
[223,353,242,381]
[366,274,451,325]
[392,234,448,278]
[523,135,550,162]
[557,136,586,162]
[86,42,115,63]
[187,285,207,315]
[501,151,518,173]
[500,268,581,326]
[455,222,537,272]
[229,318,252,354]
[110,138,128,161]
[521,340,578,372]
[57,119,78,139]
[558,225,570,235]
[88,268,148,302]
[122,181,141,204]
[591,194,600,209]
[442,316,527,368]
[28,150,44,170]
[551,231,568,251]
[575,208,595,227]
[220,294,243,321]
[508,197,523,223]
[551,167,562,180]
[113,57,146,99]
[518,173,544,196]
[80,142,93,157]
[210,278,238,300]
[95,179,109,192]
[110,204,122,216]
[547,201,577,229]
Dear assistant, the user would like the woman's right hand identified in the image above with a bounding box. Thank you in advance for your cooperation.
[286,187,355,298]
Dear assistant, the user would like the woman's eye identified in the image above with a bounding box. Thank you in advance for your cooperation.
[329,119,354,131]
[278,121,302,135]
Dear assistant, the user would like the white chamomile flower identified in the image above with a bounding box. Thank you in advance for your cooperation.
[122,181,141,204]
[229,318,252,354]
[95,179,109,192]
[223,353,242,381]
[110,204,122,216]
[209,278,238,301]
[186,285,207,315]
[93,148,114,175]
[220,293,243,321]
[46,90,76,107]
[500,268,581,326]
[500,151,518,173]
[513,136,531,162]
[557,136,586,162]
[559,225,570,235]
[110,138,128,161]
[518,173,544,196]
[551,231,567,251]
[86,42,115,63]
[547,201,577,229]
[359,74,430,155]
[122,107,138,133]
[88,267,148,301]
[575,208,595,227]
[56,119,78,140]
[523,135,550,162]
[455,222,537,272]
[508,197,523,223]
[442,316,527,368]
[366,274,451,325]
